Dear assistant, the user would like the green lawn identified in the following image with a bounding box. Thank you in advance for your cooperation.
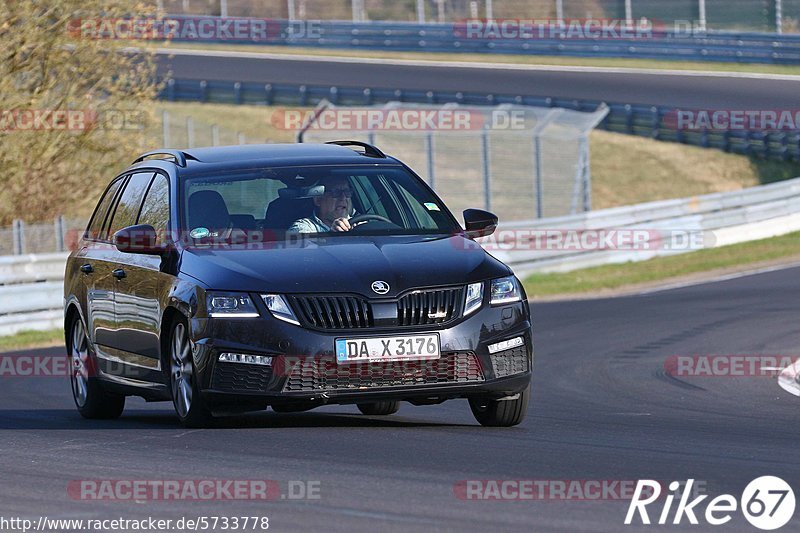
[0,329,64,352]
[523,231,800,298]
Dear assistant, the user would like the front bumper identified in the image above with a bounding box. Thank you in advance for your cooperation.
[190,299,533,407]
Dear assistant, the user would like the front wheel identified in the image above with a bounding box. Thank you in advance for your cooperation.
[469,385,530,427]
[357,401,400,416]
[169,319,212,427]
[67,315,125,419]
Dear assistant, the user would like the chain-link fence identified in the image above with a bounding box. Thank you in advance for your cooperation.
[0,217,86,255]
[298,101,608,221]
[162,0,797,33]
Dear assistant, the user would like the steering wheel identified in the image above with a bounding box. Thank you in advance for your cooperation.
[349,214,393,227]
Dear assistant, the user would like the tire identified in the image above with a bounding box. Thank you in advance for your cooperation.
[469,385,530,427]
[168,318,213,427]
[67,314,125,419]
[357,401,401,416]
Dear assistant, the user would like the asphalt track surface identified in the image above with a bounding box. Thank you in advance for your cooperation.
[2,266,800,532]
[158,50,800,109]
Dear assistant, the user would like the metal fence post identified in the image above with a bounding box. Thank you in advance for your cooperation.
[481,128,492,212]
[187,116,195,148]
[485,0,493,20]
[220,0,228,17]
[287,0,296,21]
[776,0,783,34]
[416,0,425,23]
[212,124,220,146]
[580,135,592,212]
[699,0,707,32]
[12,219,24,255]
[556,0,563,21]
[425,132,436,189]
[625,0,633,27]
[238,132,246,145]
[162,110,170,147]
[55,216,65,252]
[533,134,543,219]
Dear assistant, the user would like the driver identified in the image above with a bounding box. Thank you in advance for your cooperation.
[288,177,354,233]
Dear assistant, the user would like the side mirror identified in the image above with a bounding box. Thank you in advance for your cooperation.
[113,224,165,255]
[463,209,498,238]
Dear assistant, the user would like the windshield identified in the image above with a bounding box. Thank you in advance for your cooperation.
[181,165,460,243]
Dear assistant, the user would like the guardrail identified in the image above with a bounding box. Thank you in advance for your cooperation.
[490,176,800,276]
[162,78,800,161]
[0,253,68,336]
[165,17,800,65]
[4,177,800,335]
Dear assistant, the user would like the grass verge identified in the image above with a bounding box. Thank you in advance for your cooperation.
[522,231,800,298]
[0,329,64,352]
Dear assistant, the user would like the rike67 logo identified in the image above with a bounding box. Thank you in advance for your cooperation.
[625,477,795,530]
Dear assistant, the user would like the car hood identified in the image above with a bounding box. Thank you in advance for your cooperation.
[179,234,511,296]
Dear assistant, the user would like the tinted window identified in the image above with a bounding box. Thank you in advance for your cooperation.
[85,179,123,240]
[182,165,457,239]
[137,174,170,244]
[107,172,154,238]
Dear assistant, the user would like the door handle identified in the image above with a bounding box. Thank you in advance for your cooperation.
[112,268,126,280]
[80,264,93,274]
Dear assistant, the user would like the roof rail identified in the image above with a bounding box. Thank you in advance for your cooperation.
[132,150,189,167]
[325,140,386,159]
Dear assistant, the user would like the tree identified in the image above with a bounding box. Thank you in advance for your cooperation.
[0,0,161,224]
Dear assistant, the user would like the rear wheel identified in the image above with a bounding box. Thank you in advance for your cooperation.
[68,315,125,419]
[357,401,400,416]
[169,319,212,427]
[469,385,530,427]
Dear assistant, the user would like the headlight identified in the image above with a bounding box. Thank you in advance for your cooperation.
[207,292,259,318]
[261,294,300,325]
[490,276,522,305]
[464,282,484,316]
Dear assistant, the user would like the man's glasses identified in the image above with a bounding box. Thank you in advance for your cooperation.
[324,188,353,199]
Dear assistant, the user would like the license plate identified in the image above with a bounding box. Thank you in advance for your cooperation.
[335,334,440,364]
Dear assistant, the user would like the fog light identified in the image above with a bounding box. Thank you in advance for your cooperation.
[218,353,273,366]
[487,336,524,354]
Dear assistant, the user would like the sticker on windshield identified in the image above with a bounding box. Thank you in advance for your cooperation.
[190,227,211,239]
[424,202,440,211]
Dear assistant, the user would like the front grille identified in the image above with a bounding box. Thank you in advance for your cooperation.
[287,286,464,330]
[212,363,273,393]
[282,352,484,392]
[289,295,374,329]
[397,287,463,326]
[490,346,529,378]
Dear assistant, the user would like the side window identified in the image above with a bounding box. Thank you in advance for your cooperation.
[395,184,438,230]
[107,172,154,239]
[137,174,170,244]
[85,179,123,240]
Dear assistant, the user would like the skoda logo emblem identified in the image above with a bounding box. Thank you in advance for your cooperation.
[371,281,390,295]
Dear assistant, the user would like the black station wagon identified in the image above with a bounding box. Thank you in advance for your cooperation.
[64,141,533,427]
